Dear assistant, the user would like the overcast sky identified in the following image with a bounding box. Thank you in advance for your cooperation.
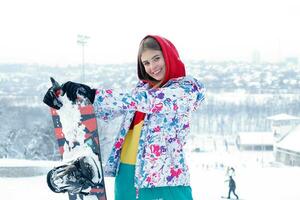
[0,0,300,66]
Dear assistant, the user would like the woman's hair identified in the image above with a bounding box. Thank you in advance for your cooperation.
[137,37,162,84]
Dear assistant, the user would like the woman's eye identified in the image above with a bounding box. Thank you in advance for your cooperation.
[153,57,160,62]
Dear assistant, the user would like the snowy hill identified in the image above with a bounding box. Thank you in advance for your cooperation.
[0,61,300,161]
[0,159,58,177]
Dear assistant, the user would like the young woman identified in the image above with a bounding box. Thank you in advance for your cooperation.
[44,35,205,200]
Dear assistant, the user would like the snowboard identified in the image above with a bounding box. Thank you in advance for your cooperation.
[221,196,243,200]
[47,78,107,200]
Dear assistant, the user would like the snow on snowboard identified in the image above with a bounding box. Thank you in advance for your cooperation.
[46,77,107,200]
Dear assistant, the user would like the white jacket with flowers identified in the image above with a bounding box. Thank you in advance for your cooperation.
[93,75,205,189]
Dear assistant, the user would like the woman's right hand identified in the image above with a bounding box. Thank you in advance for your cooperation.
[43,85,63,109]
[43,81,96,109]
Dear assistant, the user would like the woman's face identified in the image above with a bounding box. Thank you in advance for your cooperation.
[141,49,166,81]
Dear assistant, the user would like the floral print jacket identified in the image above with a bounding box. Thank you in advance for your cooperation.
[93,75,205,189]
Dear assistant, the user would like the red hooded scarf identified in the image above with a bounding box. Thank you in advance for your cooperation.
[137,35,186,87]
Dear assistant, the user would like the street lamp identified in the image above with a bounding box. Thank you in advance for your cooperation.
[77,34,90,83]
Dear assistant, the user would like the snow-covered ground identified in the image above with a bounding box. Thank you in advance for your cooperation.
[188,153,300,200]
[1,153,300,200]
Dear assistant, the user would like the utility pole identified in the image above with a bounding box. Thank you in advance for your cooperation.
[77,34,90,83]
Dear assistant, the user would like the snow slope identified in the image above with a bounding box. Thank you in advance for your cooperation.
[1,155,300,200]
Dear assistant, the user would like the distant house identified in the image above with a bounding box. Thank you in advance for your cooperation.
[236,132,274,151]
[274,125,300,166]
[267,113,300,142]
[267,113,300,166]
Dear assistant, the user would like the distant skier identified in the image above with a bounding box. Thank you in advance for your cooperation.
[226,166,235,177]
[226,175,239,199]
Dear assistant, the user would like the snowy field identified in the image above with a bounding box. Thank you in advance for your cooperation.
[1,153,300,200]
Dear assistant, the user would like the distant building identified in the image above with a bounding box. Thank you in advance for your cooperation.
[236,132,274,151]
[285,57,298,66]
[267,113,300,142]
[274,125,300,166]
[252,50,261,64]
[267,113,300,166]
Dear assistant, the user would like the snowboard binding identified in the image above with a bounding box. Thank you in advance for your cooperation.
[47,156,103,195]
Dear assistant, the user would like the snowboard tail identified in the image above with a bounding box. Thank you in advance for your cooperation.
[221,196,242,200]
[50,103,107,200]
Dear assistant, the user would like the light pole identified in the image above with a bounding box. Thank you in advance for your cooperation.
[77,34,90,83]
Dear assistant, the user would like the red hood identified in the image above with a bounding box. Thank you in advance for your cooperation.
[138,35,186,86]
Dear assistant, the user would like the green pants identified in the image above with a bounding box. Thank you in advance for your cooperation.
[115,163,193,200]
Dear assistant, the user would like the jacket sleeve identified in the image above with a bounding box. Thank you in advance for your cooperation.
[93,76,205,116]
